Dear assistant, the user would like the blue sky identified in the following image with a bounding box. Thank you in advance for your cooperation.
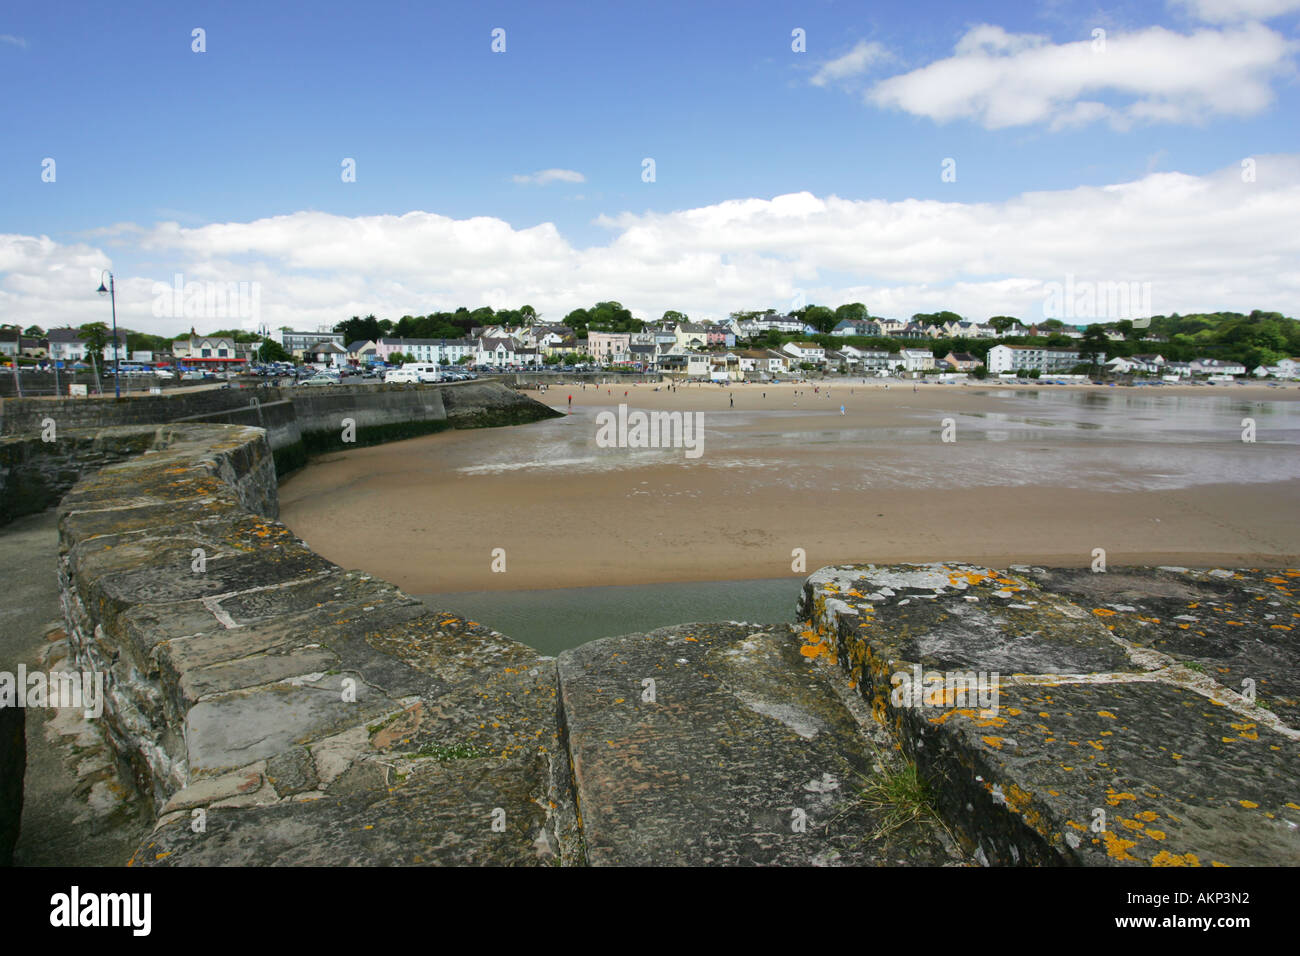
[2,0,1298,332]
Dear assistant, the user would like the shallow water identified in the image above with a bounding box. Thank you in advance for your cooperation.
[434,390,1300,492]
[419,577,802,656]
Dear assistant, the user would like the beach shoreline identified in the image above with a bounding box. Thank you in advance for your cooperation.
[278,382,1300,593]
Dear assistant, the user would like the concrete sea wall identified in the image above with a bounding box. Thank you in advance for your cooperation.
[1,380,560,477]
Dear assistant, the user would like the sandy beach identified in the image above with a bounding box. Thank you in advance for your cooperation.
[278,380,1300,593]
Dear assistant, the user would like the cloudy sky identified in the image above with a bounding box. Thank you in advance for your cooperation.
[1,0,1298,336]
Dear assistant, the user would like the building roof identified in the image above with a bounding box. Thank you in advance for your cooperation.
[46,327,127,343]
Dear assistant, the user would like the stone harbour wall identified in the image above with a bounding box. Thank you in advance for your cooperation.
[2,380,562,477]
[51,421,578,864]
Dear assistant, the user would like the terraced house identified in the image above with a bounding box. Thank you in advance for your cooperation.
[587,331,632,365]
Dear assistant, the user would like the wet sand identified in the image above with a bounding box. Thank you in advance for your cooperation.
[278,381,1300,593]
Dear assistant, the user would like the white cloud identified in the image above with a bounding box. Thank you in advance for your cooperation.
[3,157,1298,332]
[512,168,586,186]
[0,34,28,48]
[867,22,1294,129]
[811,40,890,86]
[1172,0,1300,22]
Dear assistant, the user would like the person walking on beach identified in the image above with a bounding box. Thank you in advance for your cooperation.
[840,404,845,415]
[568,394,572,411]
[729,394,734,408]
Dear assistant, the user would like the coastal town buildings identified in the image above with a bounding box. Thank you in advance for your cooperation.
[899,348,936,372]
[1190,358,1247,376]
[987,343,1092,374]
[588,331,632,364]
[942,351,982,371]
[281,329,345,353]
[172,333,246,369]
[46,327,129,363]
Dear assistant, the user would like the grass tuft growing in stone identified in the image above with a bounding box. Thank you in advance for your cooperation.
[406,742,491,761]
[851,758,941,842]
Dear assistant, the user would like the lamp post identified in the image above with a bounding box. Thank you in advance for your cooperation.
[96,270,120,398]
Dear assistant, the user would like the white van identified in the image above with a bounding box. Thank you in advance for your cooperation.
[384,363,440,384]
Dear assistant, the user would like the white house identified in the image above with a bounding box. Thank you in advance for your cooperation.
[305,341,348,368]
[899,349,935,372]
[46,327,129,363]
[840,345,891,371]
[783,341,826,364]
[173,333,243,369]
[673,323,709,351]
[987,344,1092,374]
[281,329,344,353]
[831,319,882,337]
[1190,358,1246,377]
[1253,362,1300,379]
[1106,356,1145,374]
[477,336,520,366]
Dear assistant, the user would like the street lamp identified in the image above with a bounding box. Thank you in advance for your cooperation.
[96,269,120,398]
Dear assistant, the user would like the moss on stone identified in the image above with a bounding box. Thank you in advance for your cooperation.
[299,419,451,456]
[271,441,308,478]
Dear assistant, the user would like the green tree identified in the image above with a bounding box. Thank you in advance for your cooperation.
[804,305,836,334]
[662,310,689,324]
[258,339,291,363]
[1080,325,1108,370]
[334,314,384,344]
[79,322,110,367]
[565,308,592,336]
[987,316,1019,333]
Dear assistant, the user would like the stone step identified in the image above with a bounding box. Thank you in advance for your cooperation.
[557,622,962,866]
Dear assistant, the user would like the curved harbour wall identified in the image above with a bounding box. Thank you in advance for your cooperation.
[1,379,561,473]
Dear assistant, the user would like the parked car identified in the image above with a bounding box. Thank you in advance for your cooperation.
[299,372,341,387]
